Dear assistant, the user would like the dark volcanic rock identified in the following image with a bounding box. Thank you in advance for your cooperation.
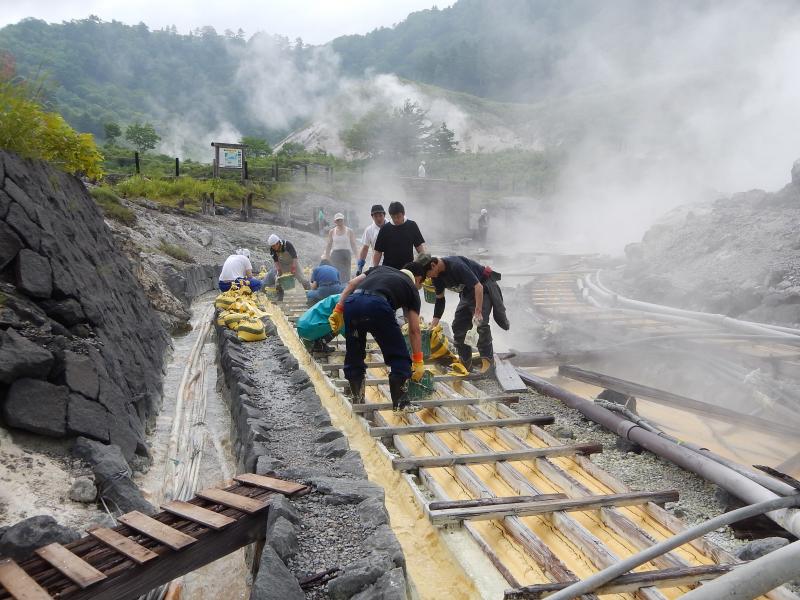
[0,516,80,561]
[15,249,52,298]
[67,394,110,442]
[58,351,100,399]
[0,220,22,270]
[327,552,394,600]
[0,328,54,383]
[3,378,68,436]
[250,546,304,600]
[39,298,86,326]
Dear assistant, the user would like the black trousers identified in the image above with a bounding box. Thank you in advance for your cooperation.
[452,283,494,362]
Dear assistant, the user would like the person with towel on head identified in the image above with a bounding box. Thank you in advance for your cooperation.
[323,212,359,281]
[328,262,428,412]
[218,248,263,292]
[266,233,309,299]
[415,254,509,374]
[306,258,344,306]
[477,208,489,243]
[417,161,426,178]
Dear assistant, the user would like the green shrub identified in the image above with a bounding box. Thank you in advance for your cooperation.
[89,186,136,225]
[158,240,194,263]
[0,79,104,179]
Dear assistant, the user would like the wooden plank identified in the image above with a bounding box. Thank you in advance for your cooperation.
[161,501,236,530]
[0,558,52,600]
[335,373,484,386]
[351,395,519,413]
[196,488,269,514]
[233,473,308,496]
[117,511,197,551]
[494,357,527,392]
[65,502,270,600]
[370,415,554,438]
[429,493,567,511]
[393,443,603,470]
[429,490,680,524]
[558,364,800,436]
[34,543,106,589]
[504,563,741,598]
[87,527,159,564]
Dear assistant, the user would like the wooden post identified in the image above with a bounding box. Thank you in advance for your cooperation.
[304,164,308,183]
[209,192,215,216]
[134,152,140,174]
[246,192,253,219]
[175,158,180,177]
[243,160,248,181]
[273,161,278,181]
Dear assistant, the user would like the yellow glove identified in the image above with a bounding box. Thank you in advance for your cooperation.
[411,352,425,382]
[328,302,344,334]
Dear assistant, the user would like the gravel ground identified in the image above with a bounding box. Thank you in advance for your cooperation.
[241,337,381,599]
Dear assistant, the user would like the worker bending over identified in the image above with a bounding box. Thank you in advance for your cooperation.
[418,255,509,373]
[306,258,344,306]
[218,248,262,292]
[356,204,386,275]
[329,263,427,412]
[267,233,309,298]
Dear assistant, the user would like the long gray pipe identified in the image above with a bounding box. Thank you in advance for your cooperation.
[585,272,800,339]
[545,495,800,600]
[680,540,800,599]
[516,369,800,537]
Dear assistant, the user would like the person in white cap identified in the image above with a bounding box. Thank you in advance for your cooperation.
[323,212,358,281]
[328,262,427,412]
[218,248,262,292]
[266,234,309,298]
[477,208,489,244]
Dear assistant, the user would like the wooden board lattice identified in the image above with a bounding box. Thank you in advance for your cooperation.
[392,442,602,470]
[34,543,106,588]
[234,473,307,496]
[196,488,269,514]
[351,395,519,413]
[117,512,197,551]
[0,558,52,600]
[494,356,527,392]
[161,501,237,530]
[87,527,158,564]
[370,415,553,438]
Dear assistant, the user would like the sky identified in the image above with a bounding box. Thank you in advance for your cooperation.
[0,0,444,44]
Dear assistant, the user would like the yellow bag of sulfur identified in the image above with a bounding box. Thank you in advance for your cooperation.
[237,317,267,342]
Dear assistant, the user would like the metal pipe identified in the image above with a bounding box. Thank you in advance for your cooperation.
[516,369,800,537]
[680,540,800,600]
[545,496,800,600]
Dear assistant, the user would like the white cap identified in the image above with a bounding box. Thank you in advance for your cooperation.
[334,212,344,221]
[481,208,488,215]
[237,248,251,258]
[421,161,426,165]
[400,269,415,284]
[267,234,281,246]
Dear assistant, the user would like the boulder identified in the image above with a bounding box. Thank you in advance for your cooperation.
[0,221,22,270]
[68,476,97,503]
[250,545,304,600]
[313,436,349,459]
[39,298,86,327]
[3,378,68,436]
[266,516,298,562]
[735,537,790,561]
[311,476,384,505]
[15,249,52,298]
[351,568,408,600]
[67,394,110,442]
[365,524,405,567]
[357,497,389,529]
[327,552,394,600]
[59,351,100,399]
[0,516,80,561]
[5,202,41,250]
[314,427,344,444]
[266,495,301,526]
[0,328,54,384]
[256,455,285,475]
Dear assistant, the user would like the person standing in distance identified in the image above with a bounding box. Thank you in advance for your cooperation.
[356,204,386,275]
[372,201,426,269]
[477,208,489,244]
[323,212,359,281]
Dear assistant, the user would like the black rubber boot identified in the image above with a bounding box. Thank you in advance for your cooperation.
[275,286,284,302]
[456,343,473,372]
[347,377,365,404]
[389,375,420,413]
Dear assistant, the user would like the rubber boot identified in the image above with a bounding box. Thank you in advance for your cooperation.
[474,357,493,375]
[276,286,284,302]
[389,375,420,413]
[347,377,365,404]
[456,343,473,372]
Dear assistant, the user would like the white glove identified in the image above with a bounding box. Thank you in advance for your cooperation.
[472,314,483,327]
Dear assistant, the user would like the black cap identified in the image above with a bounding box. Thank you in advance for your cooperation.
[370,204,385,215]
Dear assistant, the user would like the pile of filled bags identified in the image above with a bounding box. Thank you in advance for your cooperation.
[214,283,270,342]
[401,318,469,376]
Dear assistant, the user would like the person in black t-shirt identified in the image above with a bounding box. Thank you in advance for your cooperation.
[417,255,510,373]
[266,233,309,298]
[328,263,427,412]
[372,201,426,270]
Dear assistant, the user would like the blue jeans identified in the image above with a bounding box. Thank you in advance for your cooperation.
[219,277,263,292]
[306,282,344,305]
[343,294,411,382]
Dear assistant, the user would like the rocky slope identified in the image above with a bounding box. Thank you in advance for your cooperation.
[609,161,800,327]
